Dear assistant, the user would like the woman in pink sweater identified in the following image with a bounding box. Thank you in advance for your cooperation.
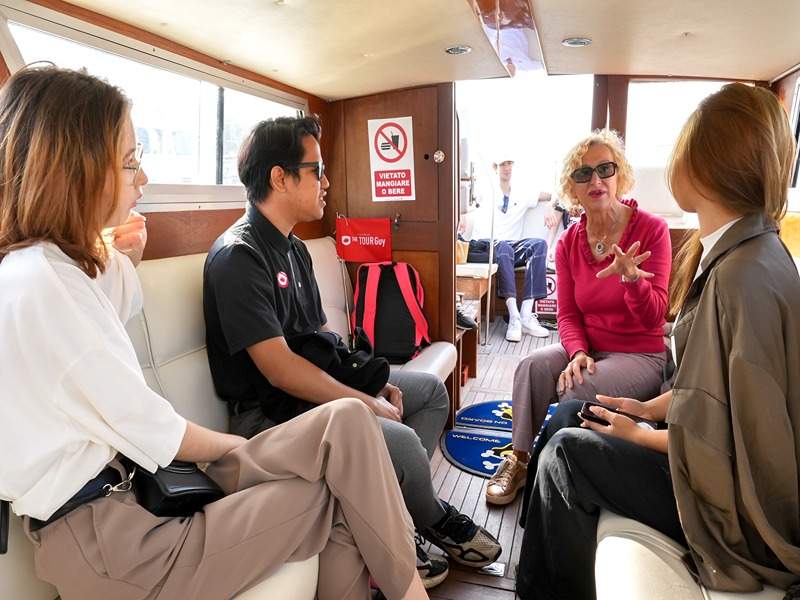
[485,129,671,505]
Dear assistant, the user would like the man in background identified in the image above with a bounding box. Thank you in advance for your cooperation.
[464,155,555,342]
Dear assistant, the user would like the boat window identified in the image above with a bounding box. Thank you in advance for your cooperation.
[9,22,297,189]
[625,80,727,217]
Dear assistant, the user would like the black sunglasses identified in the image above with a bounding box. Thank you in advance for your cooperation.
[570,161,617,183]
[286,161,325,181]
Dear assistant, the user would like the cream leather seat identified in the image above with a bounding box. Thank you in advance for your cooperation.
[0,251,317,600]
[1,237,455,599]
[126,252,318,599]
[595,510,785,600]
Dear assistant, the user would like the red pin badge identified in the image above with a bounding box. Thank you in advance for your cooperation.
[276,271,289,288]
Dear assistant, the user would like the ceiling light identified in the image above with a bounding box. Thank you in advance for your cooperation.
[561,37,592,48]
[445,45,472,55]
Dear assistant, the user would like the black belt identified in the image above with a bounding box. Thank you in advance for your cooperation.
[29,466,133,532]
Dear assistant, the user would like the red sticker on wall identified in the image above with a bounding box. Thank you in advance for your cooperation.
[276,271,289,288]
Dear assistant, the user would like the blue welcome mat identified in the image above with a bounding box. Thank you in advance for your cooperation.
[443,403,558,478]
[441,429,513,478]
[454,400,513,432]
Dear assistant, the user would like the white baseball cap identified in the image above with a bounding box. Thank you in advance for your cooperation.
[493,152,515,164]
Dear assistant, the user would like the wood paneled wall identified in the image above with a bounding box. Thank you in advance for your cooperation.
[773,68,800,116]
[325,84,456,346]
[142,210,324,260]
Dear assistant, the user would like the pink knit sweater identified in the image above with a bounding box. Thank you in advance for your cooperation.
[556,199,671,357]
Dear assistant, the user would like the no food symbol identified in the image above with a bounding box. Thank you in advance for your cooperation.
[374,122,408,164]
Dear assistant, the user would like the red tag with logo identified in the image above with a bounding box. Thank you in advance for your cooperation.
[276,271,289,288]
[335,217,392,262]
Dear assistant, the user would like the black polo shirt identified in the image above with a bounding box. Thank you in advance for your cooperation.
[203,203,326,421]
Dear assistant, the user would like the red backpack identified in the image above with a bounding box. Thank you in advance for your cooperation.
[351,262,431,363]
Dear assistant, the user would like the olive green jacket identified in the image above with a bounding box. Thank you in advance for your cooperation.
[668,212,800,592]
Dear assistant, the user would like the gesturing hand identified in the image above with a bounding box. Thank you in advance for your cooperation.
[596,241,653,282]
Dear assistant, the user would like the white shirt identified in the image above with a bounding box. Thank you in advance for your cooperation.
[672,217,743,366]
[471,187,539,241]
[0,243,186,520]
[696,217,743,278]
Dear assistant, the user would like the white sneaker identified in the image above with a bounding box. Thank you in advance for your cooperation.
[506,317,522,342]
[522,314,550,338]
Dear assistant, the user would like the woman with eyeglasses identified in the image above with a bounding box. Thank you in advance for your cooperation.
[516,82,800,600]
[485,129,671,506]
[0,66,427,600]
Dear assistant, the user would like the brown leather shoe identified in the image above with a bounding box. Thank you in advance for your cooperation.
[485,455,527,505]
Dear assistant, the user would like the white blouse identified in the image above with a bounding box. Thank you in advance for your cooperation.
[0,243,186,520]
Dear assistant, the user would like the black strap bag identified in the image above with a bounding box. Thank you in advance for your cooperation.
[121,458,224,518]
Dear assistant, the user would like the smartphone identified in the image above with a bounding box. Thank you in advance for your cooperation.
[579,400,657,430]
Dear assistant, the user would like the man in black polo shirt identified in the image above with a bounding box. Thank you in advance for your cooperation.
[203,116,501,588]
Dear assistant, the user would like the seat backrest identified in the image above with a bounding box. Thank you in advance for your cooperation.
[125,253,229,433]
[0,513,58,600]
[303,237,352,339]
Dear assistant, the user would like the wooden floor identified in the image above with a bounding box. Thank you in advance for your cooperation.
[425,318,559,600]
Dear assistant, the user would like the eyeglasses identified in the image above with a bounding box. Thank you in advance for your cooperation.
[122,143,144,179]
[570,161,617,183]
[286,161,325,181]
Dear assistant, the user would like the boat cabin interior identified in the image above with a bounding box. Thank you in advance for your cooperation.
[1,0,799,598]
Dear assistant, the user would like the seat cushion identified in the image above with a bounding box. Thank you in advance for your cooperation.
[390,342,457,382]
[126,253,228,432]
[596,511,785,600]
[235,555,318,599]
[0,514,58,600]
[303,237,353,339]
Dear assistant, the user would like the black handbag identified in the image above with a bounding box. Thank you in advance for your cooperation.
[122,459,224,517]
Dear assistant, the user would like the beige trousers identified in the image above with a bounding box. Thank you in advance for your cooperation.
[27,398,415,600]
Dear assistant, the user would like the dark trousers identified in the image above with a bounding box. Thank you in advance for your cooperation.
[516,400,684,600]
[467,238,547,300]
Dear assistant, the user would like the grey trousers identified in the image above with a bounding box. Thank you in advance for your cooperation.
[232,370,450,530]
[511,343,666,452]
[28,399,416,600]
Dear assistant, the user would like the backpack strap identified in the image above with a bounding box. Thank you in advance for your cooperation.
[350,264,365,334]
[1,499,9,555]
[393,263,431,346]
[360,264,383,347]
[412,265,424,306]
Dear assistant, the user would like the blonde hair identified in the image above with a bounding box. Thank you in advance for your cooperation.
[557,129,635,210]
[667,83,795,316]
[0,66,128,278]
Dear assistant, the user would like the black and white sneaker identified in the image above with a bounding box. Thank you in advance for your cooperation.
[424,501,502,568]
[416,533,449,589]
[456,305,478,330]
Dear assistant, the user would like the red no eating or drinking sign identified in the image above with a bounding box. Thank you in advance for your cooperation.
[367,116,416,202]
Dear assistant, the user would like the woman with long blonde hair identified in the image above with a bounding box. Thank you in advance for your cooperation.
[0,66,427,600]
[516,82,800,600]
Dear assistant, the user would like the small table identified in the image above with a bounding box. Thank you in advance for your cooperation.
[455,262,498,344]
[456,299,480,380]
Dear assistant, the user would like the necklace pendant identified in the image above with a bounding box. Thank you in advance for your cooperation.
[594,240,606,255]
